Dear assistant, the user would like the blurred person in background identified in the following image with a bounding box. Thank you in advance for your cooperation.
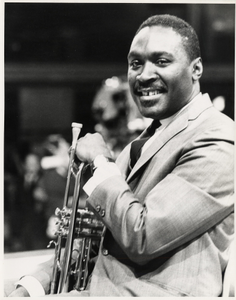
[4,144,47,252]
[35,134,75,240]
[4,144,23,252]
[19,152,48,251]
[92,75,151,158]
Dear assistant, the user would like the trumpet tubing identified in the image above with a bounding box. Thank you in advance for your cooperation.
[55,208,104,239]
[48,122,104,294]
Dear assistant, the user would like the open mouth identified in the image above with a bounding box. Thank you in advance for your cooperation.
[140,90,162,96]
[137,88,166,98]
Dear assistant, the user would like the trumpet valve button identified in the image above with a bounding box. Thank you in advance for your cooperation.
[96,205,101,212]
[55,207,61,217]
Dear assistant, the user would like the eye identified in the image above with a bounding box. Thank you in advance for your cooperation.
[156,59,169,66]
[129,60,142,69]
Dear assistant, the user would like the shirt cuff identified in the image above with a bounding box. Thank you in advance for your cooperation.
[83,162,121,196]
[15,275,45,297]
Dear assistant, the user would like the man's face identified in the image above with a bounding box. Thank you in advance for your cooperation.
[127,26,198,120]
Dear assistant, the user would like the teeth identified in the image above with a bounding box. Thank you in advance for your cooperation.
[149,91,157,96]
[141,90,160,96]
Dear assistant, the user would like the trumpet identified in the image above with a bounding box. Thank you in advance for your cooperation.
[48,122,105,294]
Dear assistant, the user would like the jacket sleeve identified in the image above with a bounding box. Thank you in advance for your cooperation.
[86,127,234,265]
[26,256,54,294]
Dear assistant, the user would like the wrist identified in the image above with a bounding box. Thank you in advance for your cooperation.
[90,154,114,173]
[15,276,45,297]
[11,286,30,297]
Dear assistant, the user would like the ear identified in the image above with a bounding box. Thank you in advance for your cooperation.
[192,57,203,81]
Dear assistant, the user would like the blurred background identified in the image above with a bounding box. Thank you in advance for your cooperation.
[4,3,235,253]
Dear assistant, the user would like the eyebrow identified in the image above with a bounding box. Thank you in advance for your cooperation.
[127,51,139,60]
[127,51,173,61]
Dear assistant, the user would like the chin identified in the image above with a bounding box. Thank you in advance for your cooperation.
[140,111,158,119]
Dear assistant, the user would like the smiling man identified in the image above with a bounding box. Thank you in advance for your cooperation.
[7,14,234,297]
[127,23,202,120]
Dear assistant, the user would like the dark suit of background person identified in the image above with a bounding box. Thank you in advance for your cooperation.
[6,14,234,297]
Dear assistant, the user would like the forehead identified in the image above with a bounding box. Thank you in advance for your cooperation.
[129,25,185,57]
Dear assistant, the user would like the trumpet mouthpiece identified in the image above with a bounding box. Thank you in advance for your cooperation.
[72,122,83,129]
[71,123,83,148]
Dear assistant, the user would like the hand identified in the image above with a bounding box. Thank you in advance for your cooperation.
[76,133,112,163]
[7,286,30,297]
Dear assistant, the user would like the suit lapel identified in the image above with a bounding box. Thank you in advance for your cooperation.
[126,93,213,183]
[127,116,188,182]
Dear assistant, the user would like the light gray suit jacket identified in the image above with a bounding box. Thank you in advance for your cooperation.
[86,93,234,297]
[30,93,234,297]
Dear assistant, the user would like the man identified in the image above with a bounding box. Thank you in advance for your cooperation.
[6,14,234,297]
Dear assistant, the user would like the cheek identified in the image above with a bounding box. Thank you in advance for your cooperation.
[128,72,134,84]
[168,70,191,92]
[128,78,136,97]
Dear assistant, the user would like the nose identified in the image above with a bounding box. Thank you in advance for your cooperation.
[136,62,158,84]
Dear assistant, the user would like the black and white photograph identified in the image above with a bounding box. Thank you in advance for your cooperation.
[3,1,235,297]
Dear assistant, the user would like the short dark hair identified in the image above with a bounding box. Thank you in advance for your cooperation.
[136,14,201,62]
